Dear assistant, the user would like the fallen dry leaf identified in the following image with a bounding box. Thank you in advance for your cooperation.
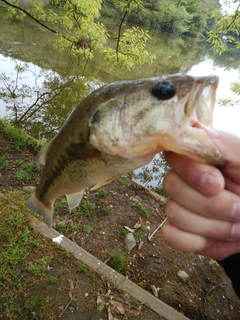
[97,293,105,306]
[105,289,112,297]
[126,305,142,317]
[138,240,144,250]
[109,300,125,315]
[133,218,142,229]
[150,284,160,297]
[68,279,74,300]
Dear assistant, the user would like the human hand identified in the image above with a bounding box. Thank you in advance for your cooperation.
[161,126,240,260]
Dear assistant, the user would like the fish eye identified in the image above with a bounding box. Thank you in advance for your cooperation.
[151,80,176,100]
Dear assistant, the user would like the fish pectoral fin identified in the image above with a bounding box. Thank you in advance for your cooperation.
[66,191,84,209]
[91,175,120,191]
[36,140,53,165]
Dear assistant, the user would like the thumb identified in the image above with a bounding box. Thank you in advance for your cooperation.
[203,125,240,186]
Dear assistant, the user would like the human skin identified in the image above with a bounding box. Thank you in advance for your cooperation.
[161,126,240,261]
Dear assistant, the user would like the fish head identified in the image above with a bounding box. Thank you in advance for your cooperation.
[89,74,225,166]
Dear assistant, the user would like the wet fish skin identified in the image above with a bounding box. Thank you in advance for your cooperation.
[27,74,225,227]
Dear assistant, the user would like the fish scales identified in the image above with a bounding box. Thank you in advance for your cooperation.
[27,74,226,227]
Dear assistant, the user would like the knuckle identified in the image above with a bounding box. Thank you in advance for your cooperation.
[204,196,227,218]
[165,199,178,220]
[161,222,175,245]
[163,170,180,196]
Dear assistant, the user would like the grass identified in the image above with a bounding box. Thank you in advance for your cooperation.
[0,190,48,319]
[14,161,37,183]
[0,119,43,152]
[49,276,58,285]
[118,176,131,192]
[108,250,128,272]
[74,200,95,217]
[205,295,215,307]
[69,223,78,232]
[14,159,24,165]
[103,204,112,214]
[28,257,51,276]
[0,190,81,319]
[0,155,10,170]
[132,198,150,218]
[76,262,90,274]
[54,198,68,211]
[84,224,93,234]
[55,221,79,234]
[56,223,67,233]
[97,188,108,197]
[134,225,146,242]
[118,227,129,237]
[118,225,145,242]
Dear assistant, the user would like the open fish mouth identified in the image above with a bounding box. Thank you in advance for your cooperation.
[182,75,219,128]
[170,75,225,166]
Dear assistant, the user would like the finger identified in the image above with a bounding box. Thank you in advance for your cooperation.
[202,126,240,189]
[165,199,235,240]
[164,151,224,196]
[162,220,240,260]
[224,174,240,196]
[197,239,240,261]
[202,125,240,167]
[163,170,240,222]
[161,220,210,253]
[161,218,240,259]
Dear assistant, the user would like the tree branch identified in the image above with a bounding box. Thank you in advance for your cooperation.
[224,3,240,32]
[0,0,72,43]
[116,0,134,60]
[16,76,78,123]
[16,91,50,123]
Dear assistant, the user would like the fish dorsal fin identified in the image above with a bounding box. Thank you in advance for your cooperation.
[66,191,84,209]
[36,141,52,165]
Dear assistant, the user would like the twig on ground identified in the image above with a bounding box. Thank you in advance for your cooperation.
[148,217,168,241]
[59,296,75,318]
[204,282,225,304]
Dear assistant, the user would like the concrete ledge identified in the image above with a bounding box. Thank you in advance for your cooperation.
[30,215,189,320]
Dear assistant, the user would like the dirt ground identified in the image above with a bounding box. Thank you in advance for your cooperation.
[0,123,240,320]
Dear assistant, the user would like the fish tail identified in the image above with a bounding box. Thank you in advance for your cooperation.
[27,192,53,228]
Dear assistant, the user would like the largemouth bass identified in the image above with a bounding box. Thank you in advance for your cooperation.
[27,74,225,227]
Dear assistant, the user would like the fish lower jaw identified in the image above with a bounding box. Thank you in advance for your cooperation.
[167,130,226,166]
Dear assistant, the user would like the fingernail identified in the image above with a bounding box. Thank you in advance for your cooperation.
[230,221,240,239]
[230,201,240,221]
[199,172,224,194]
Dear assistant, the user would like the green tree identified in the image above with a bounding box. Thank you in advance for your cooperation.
[181,0,221,35]
[208,1,240,113]
[1,0,154,69]
[208,0,240,54]
[102,0,220,36]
